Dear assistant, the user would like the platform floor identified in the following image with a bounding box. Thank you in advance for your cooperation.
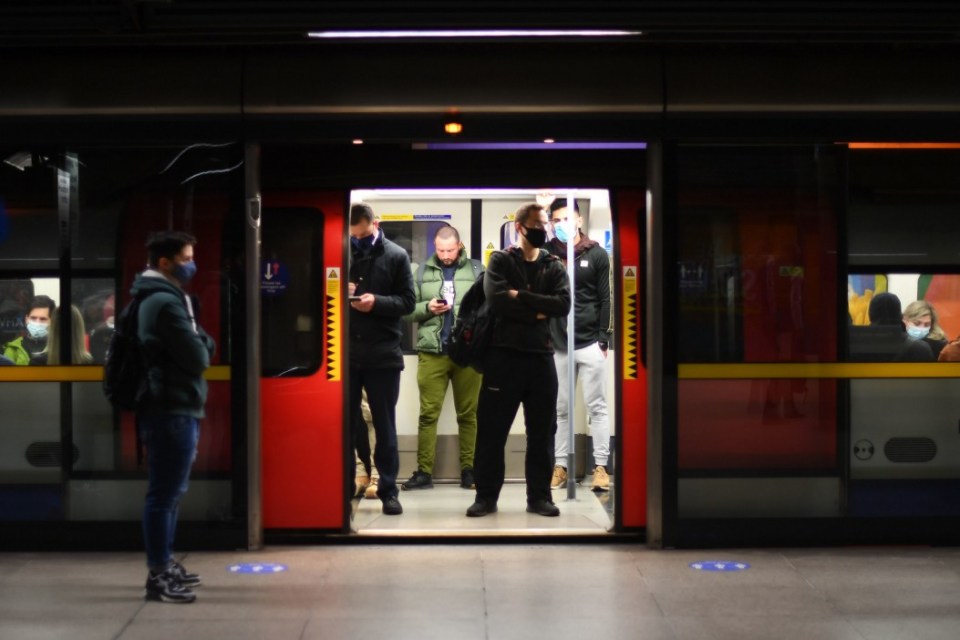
[3,544,960,639]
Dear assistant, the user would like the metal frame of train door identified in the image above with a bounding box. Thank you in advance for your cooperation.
[245,143,263,549]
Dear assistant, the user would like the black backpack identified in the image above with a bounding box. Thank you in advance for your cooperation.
[448,271,495,373]
[103,291,154,411]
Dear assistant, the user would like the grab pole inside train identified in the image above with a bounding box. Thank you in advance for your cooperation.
[564,193,577,501]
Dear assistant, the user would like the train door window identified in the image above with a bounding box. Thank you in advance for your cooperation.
[675,145,843,520]
[845,146,960,518]
[261,208,324,376]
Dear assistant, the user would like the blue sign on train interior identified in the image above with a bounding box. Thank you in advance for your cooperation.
[228,563,288,574]
[689,561,750,572]
[261,260,289,296]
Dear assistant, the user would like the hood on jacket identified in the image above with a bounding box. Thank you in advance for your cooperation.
[131,270,184,299]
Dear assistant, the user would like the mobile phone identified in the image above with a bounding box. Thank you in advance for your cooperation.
[349,295,362,301]
[435,298,448,306]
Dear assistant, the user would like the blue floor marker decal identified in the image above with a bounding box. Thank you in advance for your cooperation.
[689,561,750,572]
[228,563,288,574]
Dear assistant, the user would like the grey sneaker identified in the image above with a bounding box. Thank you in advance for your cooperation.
[169,560,202,587]
[145,568,196,603]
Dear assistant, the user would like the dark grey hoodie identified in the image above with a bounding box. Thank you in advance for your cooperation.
[132,271,216,418]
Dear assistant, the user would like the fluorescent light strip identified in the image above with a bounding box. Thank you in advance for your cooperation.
[308,29,640,39]
[417,142,646,150]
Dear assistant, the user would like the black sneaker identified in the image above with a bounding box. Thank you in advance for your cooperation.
[169,560,202,587]
[460,467,475,489]
[465,498,497,517]
[145,568,196,603]
[526,499,560,517]
[382,497,403,515]
[402,470,433,490]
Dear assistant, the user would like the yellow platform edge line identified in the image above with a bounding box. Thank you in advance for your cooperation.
[679,362,960,379]
[0,365,232,383]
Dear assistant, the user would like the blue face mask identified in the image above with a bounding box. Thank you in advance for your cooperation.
[554,222,570,243]
[906,325,930,340]
[173,260,197,285]
[26,321,48,339]
[351,233,376,251]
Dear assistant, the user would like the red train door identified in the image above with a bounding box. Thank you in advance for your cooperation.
[260,191,348,530]
[614,189,648,530]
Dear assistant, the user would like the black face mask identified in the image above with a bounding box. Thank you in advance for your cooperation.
[521,225,547,248]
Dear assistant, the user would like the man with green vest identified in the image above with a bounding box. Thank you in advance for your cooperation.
[3,295,56,365]
[402,225,483,491]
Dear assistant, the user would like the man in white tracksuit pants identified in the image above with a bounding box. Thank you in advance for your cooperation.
[547,199,613,492]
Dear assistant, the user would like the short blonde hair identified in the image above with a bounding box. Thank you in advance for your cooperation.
[903,300,947,342]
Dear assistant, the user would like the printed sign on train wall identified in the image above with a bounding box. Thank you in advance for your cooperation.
[261,259,289,295]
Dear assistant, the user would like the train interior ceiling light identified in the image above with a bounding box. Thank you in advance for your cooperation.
[307,29,642,39]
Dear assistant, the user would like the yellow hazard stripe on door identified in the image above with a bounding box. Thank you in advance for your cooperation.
[621,266,639,380]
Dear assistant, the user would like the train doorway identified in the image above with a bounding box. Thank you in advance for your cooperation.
[258,143,648,539]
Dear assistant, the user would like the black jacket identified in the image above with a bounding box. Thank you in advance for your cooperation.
[348,232,416,369]
[547,237,612,351]
[484,246,570,355]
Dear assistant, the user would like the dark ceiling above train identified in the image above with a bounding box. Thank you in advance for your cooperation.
[2,1,960,47]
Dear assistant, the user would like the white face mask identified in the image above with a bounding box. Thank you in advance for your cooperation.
[26,321,48,339]
[906,325,930,340]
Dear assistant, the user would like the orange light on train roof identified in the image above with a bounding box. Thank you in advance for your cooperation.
[444,121,463,135]
[846,142,960,149]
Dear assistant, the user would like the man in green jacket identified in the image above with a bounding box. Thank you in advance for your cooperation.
[3,295,55,365]
[402,225,483,491]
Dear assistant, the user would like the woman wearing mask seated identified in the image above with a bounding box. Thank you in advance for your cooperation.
[903,300,948,360]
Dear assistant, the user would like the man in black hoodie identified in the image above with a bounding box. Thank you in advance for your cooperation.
[134,231,215,604]
[466,203,570,518]
[348,203,416,516]
[547,199,613,492]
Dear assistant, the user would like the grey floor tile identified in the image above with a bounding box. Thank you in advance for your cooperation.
[651,584,836,619]
[303,615,487,640]
[669,616,865,640]
[118,619,308,640]
[848,615,960,640]
[0,618,131,640]
[486,614,677,640]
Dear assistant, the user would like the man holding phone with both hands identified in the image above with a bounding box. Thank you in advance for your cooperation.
[402,225,484,491]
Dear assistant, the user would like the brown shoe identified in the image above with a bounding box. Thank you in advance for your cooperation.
[354,474,370,498]
[550,465,567,490]
[364,476,379,500]
[590,465,610,492]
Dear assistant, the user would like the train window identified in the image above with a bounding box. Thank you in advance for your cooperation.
[261,207,323,376]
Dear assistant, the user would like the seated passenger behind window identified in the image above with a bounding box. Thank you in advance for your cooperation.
[88,295,115,364]
[848,292,933,362]
[902,300,948,360]
[39,305,93,365]
[2,295,55,365]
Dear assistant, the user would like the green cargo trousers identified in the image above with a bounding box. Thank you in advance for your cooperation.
[415,351,482,474]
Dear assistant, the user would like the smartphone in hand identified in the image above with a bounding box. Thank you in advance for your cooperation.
[349,296,363,302]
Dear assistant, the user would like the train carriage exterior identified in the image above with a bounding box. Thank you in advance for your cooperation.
[2,13,960,549]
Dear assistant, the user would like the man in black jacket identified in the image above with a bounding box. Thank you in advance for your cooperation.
[348,203,416,515]
[466,203,571,518]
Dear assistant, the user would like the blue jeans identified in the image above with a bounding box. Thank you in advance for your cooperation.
[139,414,199,572]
